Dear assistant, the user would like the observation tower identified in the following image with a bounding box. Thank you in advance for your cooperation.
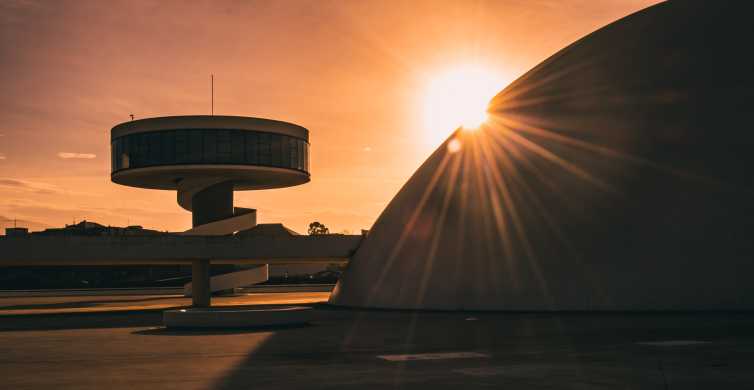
[111,115,310,307]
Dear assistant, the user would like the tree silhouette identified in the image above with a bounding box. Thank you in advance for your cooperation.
[308,221,330,235]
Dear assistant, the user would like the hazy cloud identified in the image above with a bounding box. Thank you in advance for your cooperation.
[57,152,96,159]
[0,178,26,187]
[0,153,6,160]
[0,178,104,197]
[0,178,58,194]
[0,200,180,232]
[363,146,372,152]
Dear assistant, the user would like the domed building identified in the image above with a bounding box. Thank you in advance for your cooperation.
[330,1,754,310]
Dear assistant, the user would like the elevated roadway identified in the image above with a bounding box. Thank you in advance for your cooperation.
[0,234,361,308]
[0,234,361,266]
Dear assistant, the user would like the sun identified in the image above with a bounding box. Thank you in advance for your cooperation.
[422,64,505,145]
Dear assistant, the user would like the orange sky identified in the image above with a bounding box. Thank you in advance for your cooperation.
[0,0,659,234]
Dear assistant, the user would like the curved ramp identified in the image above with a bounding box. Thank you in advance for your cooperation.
[178,178,268,296]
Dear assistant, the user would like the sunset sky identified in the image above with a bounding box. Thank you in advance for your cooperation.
[0,0,659,234]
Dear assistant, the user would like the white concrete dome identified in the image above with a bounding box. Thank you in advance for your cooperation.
[330,1,754,311]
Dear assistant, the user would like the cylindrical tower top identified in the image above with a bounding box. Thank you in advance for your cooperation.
[111,115,308,141]
[110,115,310,191]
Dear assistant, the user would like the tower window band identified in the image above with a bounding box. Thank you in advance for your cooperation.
[111,128,310,173]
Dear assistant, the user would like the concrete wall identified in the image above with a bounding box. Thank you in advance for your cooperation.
[0,235,362,265]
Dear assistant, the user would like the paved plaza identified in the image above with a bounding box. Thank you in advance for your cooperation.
[0,291,330,316]
[1,292,753,389]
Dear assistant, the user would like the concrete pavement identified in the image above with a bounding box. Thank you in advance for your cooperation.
[0,292,330,316]
[1,294,753,389]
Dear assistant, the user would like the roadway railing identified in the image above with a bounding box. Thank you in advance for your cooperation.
[0,234,362,266]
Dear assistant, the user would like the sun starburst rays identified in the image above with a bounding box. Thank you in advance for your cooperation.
[422,64,506,147]
[351,58,684,310]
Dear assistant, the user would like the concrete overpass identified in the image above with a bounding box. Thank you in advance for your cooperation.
[0,234,362,306]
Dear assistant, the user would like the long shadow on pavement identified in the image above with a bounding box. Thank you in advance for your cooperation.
[199,306,754,389]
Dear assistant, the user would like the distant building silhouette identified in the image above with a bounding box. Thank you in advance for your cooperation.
[4,227,28,237]
[32,220,164,237]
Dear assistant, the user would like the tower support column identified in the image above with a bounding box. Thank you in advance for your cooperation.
[192,259,211,307]
[192,181,234,227]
